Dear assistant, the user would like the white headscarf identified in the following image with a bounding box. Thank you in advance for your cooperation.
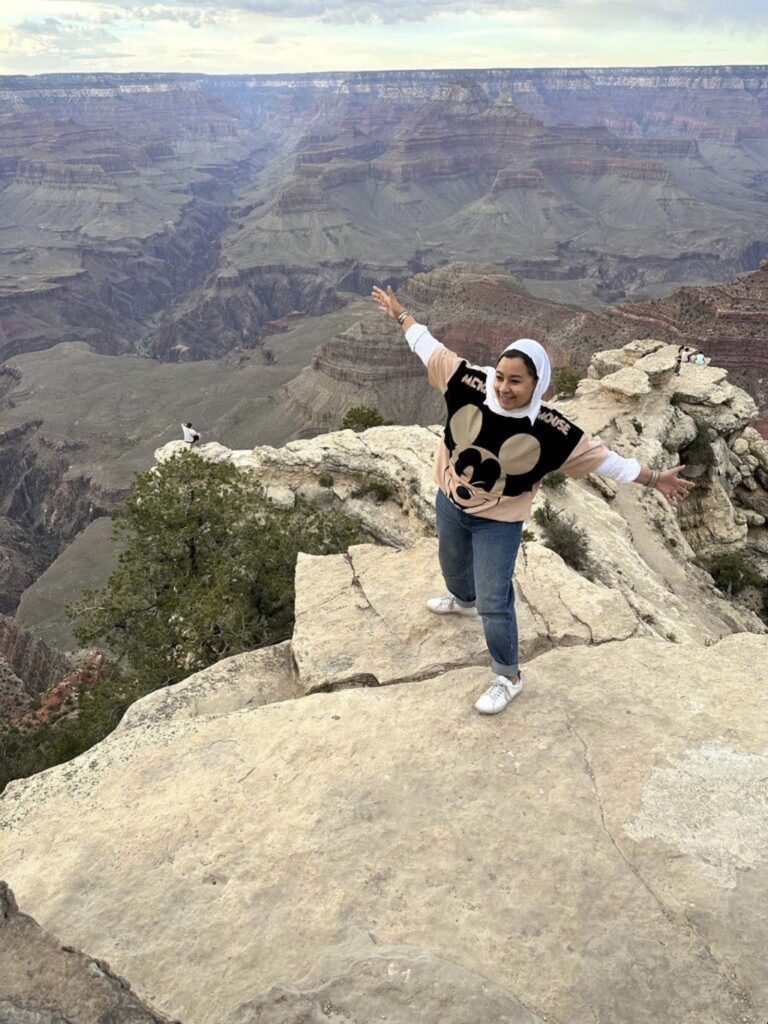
[484,338,551,424]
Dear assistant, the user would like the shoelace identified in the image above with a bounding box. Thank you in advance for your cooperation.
[487,680,513,703]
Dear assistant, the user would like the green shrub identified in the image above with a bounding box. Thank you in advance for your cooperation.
[351,479,392,502]
[552,367,583,398]
[532,499,590,572]
[68,452,362,691]
[522,528,535,543]
[318,474,334,488]
[707,551,763,596]
[631,418,644,435]
[541,470,567,492]
[341,406,393,432]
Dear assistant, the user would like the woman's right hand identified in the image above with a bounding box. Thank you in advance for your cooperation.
[372,285,404,321]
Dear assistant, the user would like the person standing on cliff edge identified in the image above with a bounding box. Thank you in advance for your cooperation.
[372,284,695,716]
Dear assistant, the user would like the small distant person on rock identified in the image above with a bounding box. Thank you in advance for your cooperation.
[694,351,706,366]
[181,422,201,446]
[372,284,695,717]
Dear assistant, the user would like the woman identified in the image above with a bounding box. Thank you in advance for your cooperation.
[371,285,695,716]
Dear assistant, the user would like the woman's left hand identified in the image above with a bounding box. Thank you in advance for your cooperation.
[655,465,696,507]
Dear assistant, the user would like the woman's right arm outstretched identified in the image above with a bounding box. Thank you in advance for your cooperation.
[371,284,450,373]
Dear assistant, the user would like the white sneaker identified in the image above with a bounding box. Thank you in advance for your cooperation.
[474,673,523,715]
[426,594,479,617]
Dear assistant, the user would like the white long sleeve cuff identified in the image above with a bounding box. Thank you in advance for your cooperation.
[404,322,443,367]
[596,451,642,484]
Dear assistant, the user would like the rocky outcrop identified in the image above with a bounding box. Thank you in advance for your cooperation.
[602,262,768,424]
[4,339,768,1022]
[0,882,174,1024]
[578,339,767,559]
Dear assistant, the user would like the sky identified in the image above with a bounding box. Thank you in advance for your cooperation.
[0,0,766,76]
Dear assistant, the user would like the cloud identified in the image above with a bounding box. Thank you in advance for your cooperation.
[7,16,124,58]
[34,0,768,27]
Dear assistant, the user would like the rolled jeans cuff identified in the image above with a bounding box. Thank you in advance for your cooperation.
[491,658,519,677]
[450,592,475,609]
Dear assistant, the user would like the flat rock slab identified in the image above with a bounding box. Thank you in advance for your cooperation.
[292,540,489,692]
[670,364,728,403]
[224,927,545,1024]
[633,345,678,381]
[598,366,652,399]
[2,637,767,1024]
[121,641,300,729]
[291,538,639,693]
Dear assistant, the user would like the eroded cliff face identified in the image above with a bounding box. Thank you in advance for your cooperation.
[0,418,118,616]
[3,67,766,365]
[0,613,72,721]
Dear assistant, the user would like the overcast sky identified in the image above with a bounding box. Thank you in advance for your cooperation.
[0,0,766,76]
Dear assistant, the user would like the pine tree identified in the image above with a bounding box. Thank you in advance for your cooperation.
[69,450,361,691]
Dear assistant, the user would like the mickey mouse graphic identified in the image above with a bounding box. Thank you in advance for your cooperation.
[442,364,584,512]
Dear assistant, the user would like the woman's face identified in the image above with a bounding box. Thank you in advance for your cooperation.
[494,355,537,411]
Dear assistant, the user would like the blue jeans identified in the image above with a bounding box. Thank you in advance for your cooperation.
[435,488,523,677]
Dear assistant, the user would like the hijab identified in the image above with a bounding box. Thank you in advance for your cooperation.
[484,338,552,424]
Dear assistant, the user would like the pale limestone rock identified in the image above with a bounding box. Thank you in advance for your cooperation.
[743,429,768,471]
[671,365,729,402]
[224,927,546,1024]
[742,509,766,527]
[633,345,678,384]
[120,642,300,729]
[677,476,748,555]
[292,541,488,693]
[265,485,295,509]
[516,543,637,646]
[588,349,626,379]
[662,409,698,452]
[586,473,619,500]
[731,438,750,456]
[676,387,758,434]
[622,338,667,360]
[598,366,652,400]
[2,639,768,1024]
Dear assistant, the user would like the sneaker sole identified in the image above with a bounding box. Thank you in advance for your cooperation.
[426,605,479,617]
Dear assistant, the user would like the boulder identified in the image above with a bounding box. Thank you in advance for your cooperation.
[622,338,667,360]
[676,387,758,435]
[671,365,729,404]
[120,642,300,729]
[598,366,652,400]
[588,349,626,379]
[633,345,678,385]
